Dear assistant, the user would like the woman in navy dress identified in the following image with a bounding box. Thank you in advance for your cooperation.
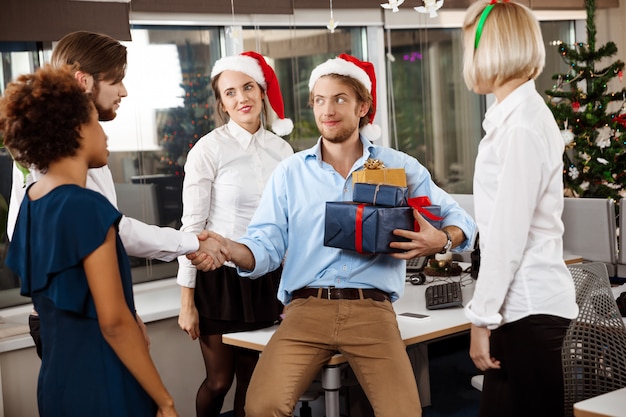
[2,65,179,417]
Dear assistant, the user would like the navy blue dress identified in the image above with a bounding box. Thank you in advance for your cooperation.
[6,184,156,417]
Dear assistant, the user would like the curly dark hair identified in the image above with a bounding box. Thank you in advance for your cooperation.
[0,64,93,172]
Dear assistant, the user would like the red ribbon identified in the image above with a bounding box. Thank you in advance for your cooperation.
[407,196,443,232]
[355,204,365,253]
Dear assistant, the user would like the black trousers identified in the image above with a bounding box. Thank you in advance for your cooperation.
[479,314,571,417]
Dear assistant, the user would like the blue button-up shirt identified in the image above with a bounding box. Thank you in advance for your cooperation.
[238,136,476,304]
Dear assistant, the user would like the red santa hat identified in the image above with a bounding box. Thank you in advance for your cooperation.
[210,51,293,136]
[308,53,381,140]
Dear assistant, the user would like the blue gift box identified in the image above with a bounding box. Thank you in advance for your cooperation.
[352,183,408,207]
[324,202,414,254]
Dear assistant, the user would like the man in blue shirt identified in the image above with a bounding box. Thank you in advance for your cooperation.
[193,54,476,417]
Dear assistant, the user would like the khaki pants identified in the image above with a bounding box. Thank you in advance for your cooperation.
[245,296,422,417]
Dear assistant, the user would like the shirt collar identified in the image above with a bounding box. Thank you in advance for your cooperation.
[226,119,267,150]
[483,79,536,134]
[305,135,374,165]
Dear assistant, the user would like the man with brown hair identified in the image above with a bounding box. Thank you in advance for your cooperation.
[7,31,214,357]
[192,54,476,416]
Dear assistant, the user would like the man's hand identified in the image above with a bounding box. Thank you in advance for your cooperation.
[188,231,230,272]
[389,209,448,259]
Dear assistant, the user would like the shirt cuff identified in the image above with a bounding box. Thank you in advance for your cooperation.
[180,231,200,253]
[176,255,197,288]
[464,300,502,330]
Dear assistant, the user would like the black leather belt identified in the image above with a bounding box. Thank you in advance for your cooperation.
[291,287,390,302]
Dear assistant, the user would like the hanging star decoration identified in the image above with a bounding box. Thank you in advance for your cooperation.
[327,0,339,33]
[380,0,405,13]
[227,0,242,41]
[414,0,444,18]
[226,26,242,40]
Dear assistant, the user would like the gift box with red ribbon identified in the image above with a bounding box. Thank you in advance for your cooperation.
[323,197,442,254]
[324,202,414,253]
[407,196,442,230]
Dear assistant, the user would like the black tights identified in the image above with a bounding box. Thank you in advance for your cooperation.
[196,334,259,417]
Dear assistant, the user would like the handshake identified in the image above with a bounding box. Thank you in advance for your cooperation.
[193,230,237,271]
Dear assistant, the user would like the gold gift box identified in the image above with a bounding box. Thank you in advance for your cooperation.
[352,167,407,187]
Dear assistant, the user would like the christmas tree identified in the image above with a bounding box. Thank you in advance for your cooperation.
[545,0,626,201]
[157,42,214,176]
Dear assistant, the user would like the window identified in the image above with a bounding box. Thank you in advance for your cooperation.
[384,20,577,195]
[385,27,482,193]
[239,26,366,151]
[103,26,220,283]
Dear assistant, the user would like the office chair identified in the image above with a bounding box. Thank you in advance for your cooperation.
[297,384,321,417]
[562,262,626,417]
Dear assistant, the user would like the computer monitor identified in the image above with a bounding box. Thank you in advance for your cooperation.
[131,174,183,228]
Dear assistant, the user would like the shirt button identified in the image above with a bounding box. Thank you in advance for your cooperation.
[342,265,347,271]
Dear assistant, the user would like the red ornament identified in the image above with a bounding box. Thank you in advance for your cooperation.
[619,70,623,82]
[572,101,581,112]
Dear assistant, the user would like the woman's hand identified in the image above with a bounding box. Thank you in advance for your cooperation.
[469,324,501,371]
[178,287,200,340]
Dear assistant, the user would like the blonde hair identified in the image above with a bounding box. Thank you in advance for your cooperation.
[462,0,545,90]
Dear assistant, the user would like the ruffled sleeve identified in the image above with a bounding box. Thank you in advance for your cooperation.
[7,185,122,318]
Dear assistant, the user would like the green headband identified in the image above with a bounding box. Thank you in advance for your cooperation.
[474,4,495,50]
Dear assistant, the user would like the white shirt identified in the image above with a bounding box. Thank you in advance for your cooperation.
[7,165,199,261]
[176,120,294,288]
[464,80,578,329]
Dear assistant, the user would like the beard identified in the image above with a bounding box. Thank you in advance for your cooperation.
[317,120,360,144]
[91,83,117,122]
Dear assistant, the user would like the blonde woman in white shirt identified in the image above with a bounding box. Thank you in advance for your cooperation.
[176,52,293,417]
[462,2,578,417]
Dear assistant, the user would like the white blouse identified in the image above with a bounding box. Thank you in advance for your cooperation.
[8,165,199,261]
[465,80,579,329]
[176,120,293,287]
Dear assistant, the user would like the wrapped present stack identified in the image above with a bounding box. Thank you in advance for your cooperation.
[324,158,442,254]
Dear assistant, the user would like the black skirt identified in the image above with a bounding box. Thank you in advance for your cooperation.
[194,265,283,335]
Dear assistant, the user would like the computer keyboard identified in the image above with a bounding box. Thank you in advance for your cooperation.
[425,281,463,310]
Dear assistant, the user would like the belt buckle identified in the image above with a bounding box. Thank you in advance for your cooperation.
[327,286,335,300]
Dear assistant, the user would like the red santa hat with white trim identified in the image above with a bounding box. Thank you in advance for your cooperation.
[210,51,293,136]
[308,53,381,141]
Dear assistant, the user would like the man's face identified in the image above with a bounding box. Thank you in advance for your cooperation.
[90,78,128,122]
[311,76,368,144]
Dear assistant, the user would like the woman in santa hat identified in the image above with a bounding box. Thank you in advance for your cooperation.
[176,51,293,417]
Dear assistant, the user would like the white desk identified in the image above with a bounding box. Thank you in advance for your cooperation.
[573,387,626,417]
[222,274,475,417]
